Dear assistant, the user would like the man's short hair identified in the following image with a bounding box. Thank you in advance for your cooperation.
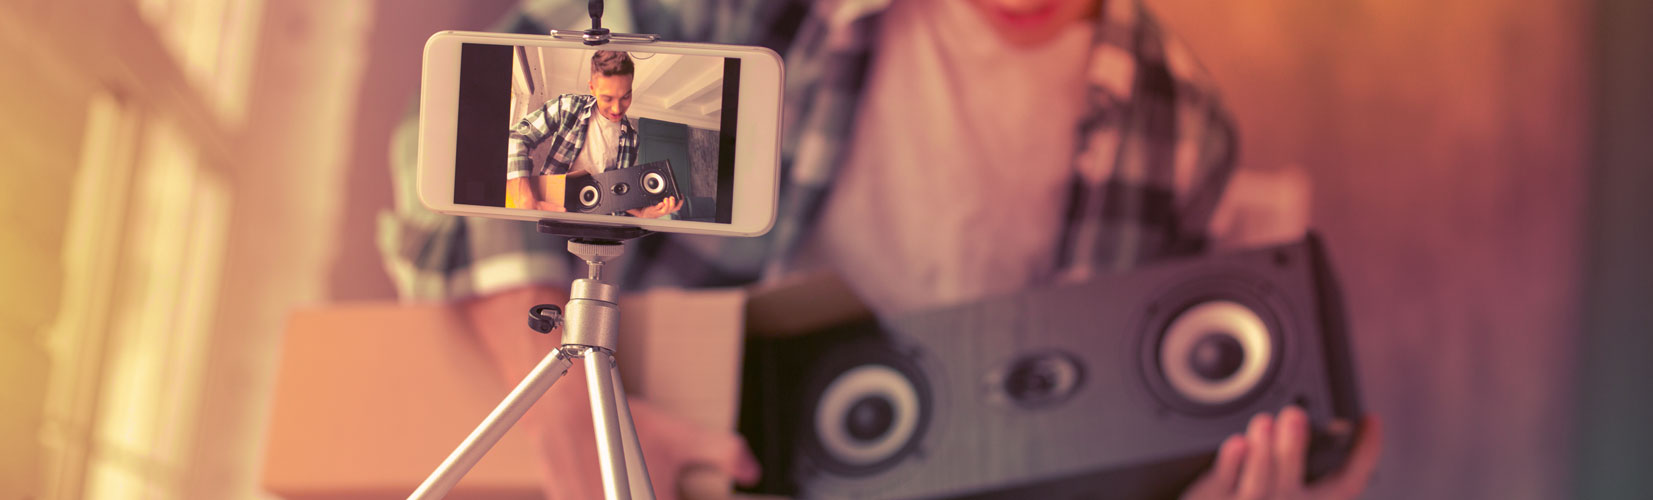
[591,51,635,78]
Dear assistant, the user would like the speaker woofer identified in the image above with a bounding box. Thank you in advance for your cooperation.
[1140,279,1286,417]
[579,184,601,208]
[1158,300,1273,407]
[814,365,921,468]
[800,336,932,478]
[642,171,666,194]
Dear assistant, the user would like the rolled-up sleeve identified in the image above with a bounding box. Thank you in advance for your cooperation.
[378,108,574,302]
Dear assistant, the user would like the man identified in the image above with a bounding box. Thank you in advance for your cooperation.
[506,49,682,218]
[381,1,1381,498]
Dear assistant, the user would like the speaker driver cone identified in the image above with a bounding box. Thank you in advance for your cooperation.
[579,184,600,208]
[1158,300,1273,408]
[799,334,932,478]
[814,365,921,468]
[643,172,666,194]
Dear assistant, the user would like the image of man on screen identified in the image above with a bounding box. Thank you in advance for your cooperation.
[506,50,683,218]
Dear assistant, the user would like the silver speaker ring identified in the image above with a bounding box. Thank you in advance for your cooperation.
[642,172,665,194]
[1158,300,1273,406]
[814,365,922,467]
[580,185,600,207]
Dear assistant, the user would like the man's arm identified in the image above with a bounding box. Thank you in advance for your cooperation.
[505,177,566,212]
[506,99,565,209]
[506,177,532,209]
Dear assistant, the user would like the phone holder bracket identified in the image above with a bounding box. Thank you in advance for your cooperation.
[550,29,660,46]
[549,0,660,46]
[537,220,654,242]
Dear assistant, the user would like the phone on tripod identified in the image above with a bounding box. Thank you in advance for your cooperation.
[417,31,784,237]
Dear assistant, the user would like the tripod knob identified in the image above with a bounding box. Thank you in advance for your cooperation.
[528,304,563,334]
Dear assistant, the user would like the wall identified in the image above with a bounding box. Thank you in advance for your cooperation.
[0,13,86,497]
[1575,0,1653,498]
[1149,0,1588,498]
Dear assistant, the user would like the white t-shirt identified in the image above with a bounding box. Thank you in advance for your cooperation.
[797,0,1096,315]
[572,110,623,174]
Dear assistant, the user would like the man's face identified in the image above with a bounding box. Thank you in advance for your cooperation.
[589,73,634,122]
[968,0,1102,47]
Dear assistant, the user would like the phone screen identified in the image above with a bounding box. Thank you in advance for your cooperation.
[453,43,740,223]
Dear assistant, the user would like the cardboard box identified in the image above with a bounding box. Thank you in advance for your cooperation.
[262,287,749,499]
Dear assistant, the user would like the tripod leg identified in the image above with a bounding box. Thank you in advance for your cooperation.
[584,347,634,500]
[608,358,657,499]
[411,347,576,500]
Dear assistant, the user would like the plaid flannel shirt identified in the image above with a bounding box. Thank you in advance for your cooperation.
[379,0,1237,300]
[508,93,639,178]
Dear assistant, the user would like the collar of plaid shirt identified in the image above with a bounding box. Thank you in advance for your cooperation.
[537,94,639,175]
[377,0,1238,300]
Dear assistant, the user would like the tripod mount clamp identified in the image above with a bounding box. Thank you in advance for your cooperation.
[532,220,655,352]
[537,220,654,242]
[536,220,653,279]
[548,0,660,46]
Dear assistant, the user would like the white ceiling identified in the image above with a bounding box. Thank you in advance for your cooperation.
[528,46,724,130]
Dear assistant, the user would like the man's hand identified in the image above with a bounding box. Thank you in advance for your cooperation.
[628,196,683,219]
[1181,407,1383,500]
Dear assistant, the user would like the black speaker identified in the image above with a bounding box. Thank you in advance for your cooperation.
[563,159,681,215]
[738,235,1362,499]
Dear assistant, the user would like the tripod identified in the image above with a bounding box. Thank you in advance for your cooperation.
[413,0,665,494]
[410,223,659,500]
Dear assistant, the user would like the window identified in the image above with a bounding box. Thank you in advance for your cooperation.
[138,0,265,124]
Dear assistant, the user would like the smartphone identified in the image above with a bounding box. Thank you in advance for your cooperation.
[417,31,784,237]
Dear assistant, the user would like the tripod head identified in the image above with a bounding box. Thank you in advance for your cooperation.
[524,220,653,351]
[551,0,661,46]
[536,220,653,281]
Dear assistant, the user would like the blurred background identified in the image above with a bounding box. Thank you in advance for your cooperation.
[1,0,1649,499]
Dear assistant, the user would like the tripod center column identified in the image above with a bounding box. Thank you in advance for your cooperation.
[563,278,621,351]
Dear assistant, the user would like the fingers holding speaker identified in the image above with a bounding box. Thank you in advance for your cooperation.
[626,196,682,219]
[1183,408,1382,500]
